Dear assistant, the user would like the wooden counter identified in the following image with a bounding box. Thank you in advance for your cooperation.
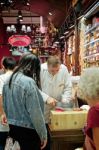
[49,126,85,150]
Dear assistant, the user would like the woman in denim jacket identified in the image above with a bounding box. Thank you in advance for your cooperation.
[2,54,47,150]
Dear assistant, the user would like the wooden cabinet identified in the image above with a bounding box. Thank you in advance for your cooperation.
[49,126,84,150]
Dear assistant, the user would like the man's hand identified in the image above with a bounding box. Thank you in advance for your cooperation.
[46,97,57,106]
[41,139,47,149]
[1,114,8,126]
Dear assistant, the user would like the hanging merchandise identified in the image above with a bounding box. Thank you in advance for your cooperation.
[64,31,76,75]
[8,35,31,47]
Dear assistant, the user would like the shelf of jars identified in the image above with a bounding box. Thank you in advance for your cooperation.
[83,15,99,68]
[85,23,99,34]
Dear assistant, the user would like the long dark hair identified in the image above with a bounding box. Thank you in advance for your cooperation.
[9,54,41,88]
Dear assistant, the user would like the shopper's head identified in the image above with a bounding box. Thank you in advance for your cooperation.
[77,67,99,106]
[2,57,16,72]
[9,54,41,88]
[47,56,61,75]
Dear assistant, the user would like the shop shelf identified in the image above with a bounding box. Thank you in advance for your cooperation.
[83,53,99,59]
[84,38,99,47]
[85,23,99,34]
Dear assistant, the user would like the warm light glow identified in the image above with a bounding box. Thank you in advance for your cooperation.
[27,2,30,5]
[49,12,52,16]
[55,41,59,44]
[27,26,31,32]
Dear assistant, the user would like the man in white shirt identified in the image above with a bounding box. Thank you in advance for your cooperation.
[40,56,72,150]
[0,57,16,150]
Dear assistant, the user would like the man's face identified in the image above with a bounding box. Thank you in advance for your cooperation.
[48,64,60,75]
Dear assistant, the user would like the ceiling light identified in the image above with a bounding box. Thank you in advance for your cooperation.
[0,2,4,5]
[21,25,26,32]
[7,25,16,33]
[49,12,52,16]
[55,41,59,44]
[27,2,30,5]
[19,17,23,22]
[6,26,11,32]
[27,26,31,32]
[18,10,22,18]
[11,25,15,30]
[20,19,23,22]
[9,0,13,3]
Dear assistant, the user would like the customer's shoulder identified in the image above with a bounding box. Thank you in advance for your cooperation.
[20,73,35,84]
[13,73,36,89]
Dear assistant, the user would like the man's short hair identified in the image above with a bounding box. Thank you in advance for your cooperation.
[47,56,61,66]
[2,57,16,70]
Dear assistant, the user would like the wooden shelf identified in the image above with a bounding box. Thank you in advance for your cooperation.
[84,2,99,19]
[85,23,99,34]
[84,38,99,47]
[83,53,99,59]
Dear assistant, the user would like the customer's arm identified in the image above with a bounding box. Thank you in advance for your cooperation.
[61,68,72,103]
[0,78,5,115]
[25,84,47,142]
[93,128,99,150]
[0,95,4,115]
[0,79,7,125]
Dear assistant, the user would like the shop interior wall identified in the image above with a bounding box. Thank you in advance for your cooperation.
[0,18,19,68]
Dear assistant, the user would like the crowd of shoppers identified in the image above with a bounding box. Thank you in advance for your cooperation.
[0,54,72,150]
[0,54,99,150]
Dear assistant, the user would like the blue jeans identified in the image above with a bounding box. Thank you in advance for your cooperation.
[0,132,8,150]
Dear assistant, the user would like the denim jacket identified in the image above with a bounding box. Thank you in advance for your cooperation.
[3,72,47,141]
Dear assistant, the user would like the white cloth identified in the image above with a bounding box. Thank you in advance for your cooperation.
[71,76,80,84]
[0,71,12,132]
[40,63,72,123]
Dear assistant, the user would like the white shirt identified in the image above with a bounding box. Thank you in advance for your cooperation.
[0,71,12,132]
[40,63,72,123]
